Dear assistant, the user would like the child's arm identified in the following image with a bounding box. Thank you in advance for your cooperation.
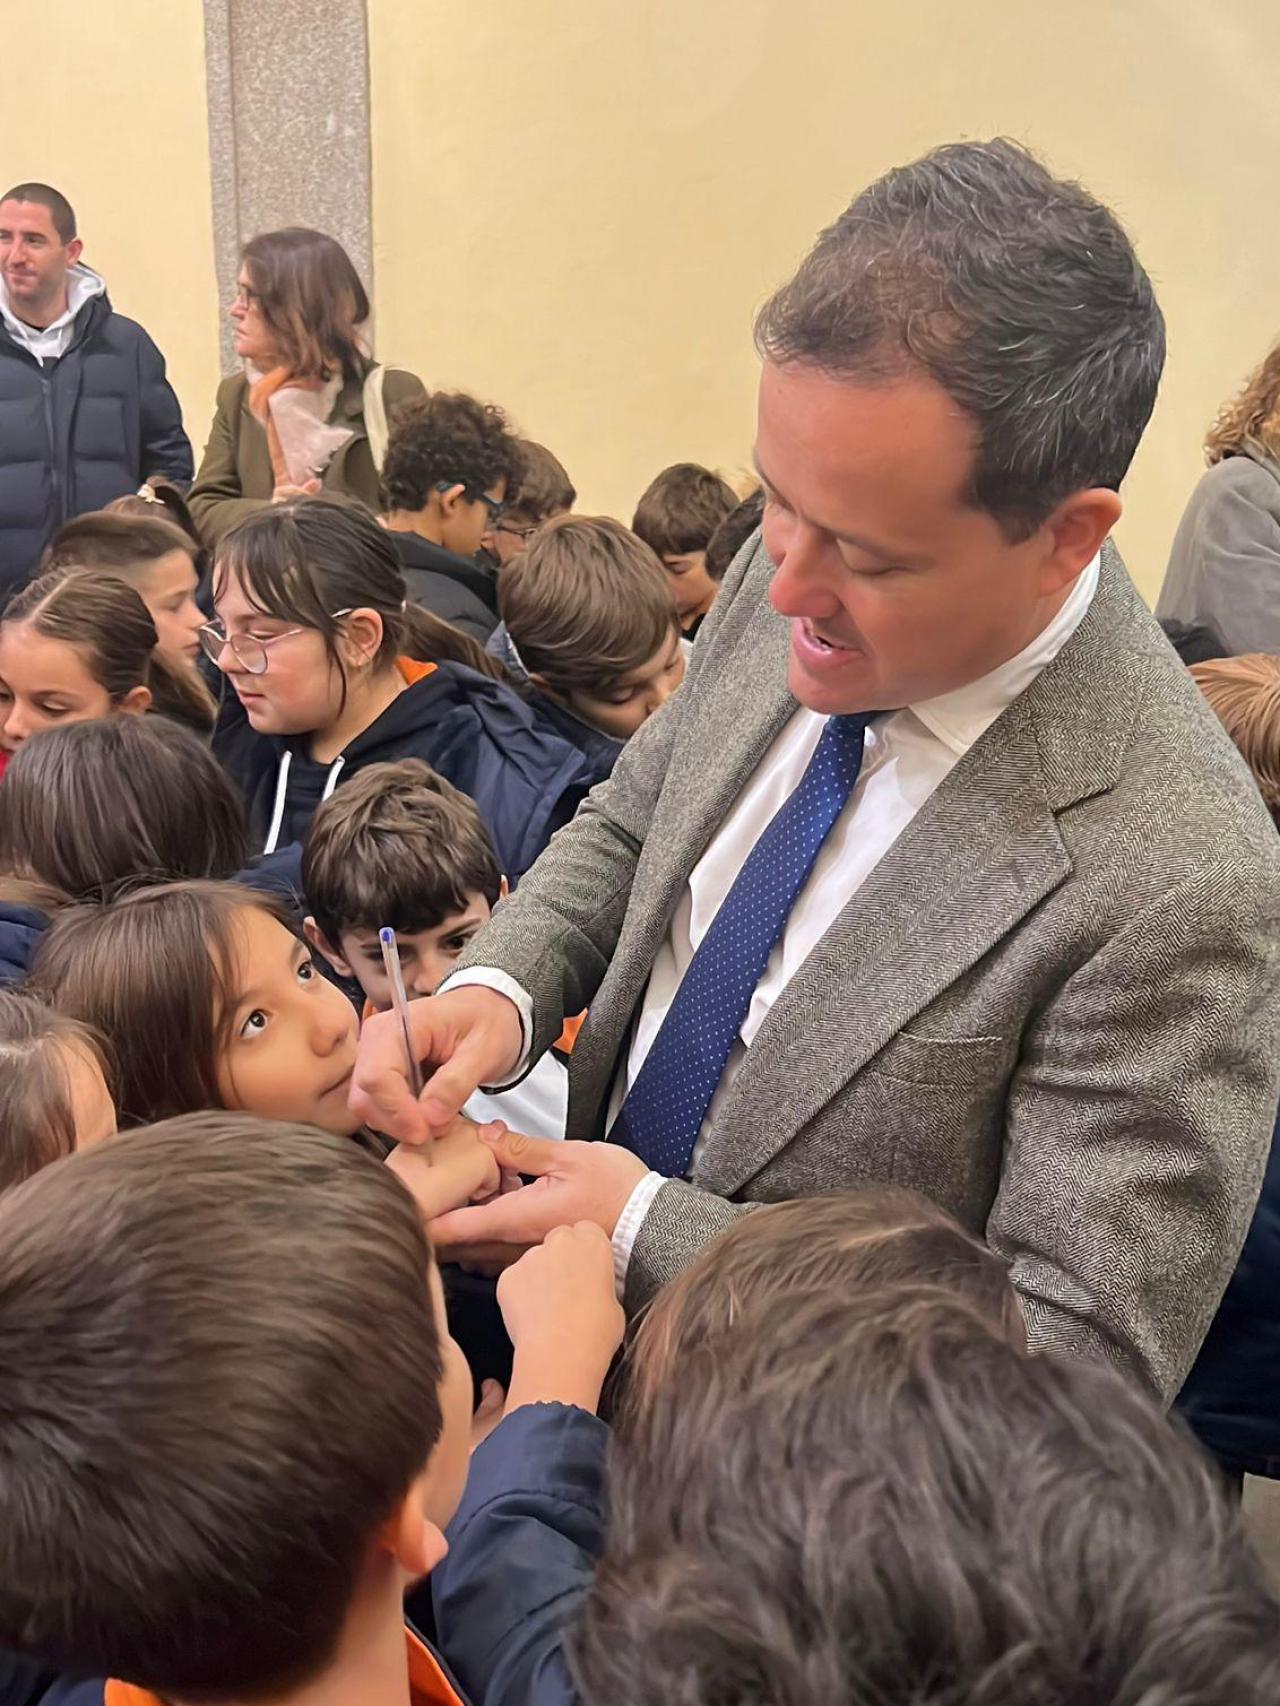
[385,1116,503,1222]
[425,1231,622,1705]
[497,1223,625,1416]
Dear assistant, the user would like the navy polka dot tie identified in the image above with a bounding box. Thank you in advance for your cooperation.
[611,712,875,1177]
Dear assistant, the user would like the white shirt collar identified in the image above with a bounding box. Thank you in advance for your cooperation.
[908,551,1101,758]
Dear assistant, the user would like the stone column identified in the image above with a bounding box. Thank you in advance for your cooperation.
[202,0,373,372]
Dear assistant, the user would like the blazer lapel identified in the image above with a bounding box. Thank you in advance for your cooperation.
[569,596,798,1127]
[693,688,1073,1193]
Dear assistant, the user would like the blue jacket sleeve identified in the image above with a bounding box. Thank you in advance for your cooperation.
[0,1649,100,1705]
[136,329,194,485]
[428,1404,609,1706]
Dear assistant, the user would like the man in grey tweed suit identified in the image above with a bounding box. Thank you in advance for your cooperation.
[353,140,1280,1400]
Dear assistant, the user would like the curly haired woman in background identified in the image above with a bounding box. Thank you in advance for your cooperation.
[1158,340,1280,654]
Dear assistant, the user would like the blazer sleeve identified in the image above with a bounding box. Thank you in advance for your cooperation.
[136,329,194,485]
[428,1404,608,1706]
[987,858,1280,1400]
[188,378,270,546]
[628,857,1280,1393]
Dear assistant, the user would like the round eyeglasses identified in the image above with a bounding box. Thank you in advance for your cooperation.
[198,610,353,676]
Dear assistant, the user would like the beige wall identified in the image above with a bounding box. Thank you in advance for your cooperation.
[0,0,221,462]
[369,0,1280,601]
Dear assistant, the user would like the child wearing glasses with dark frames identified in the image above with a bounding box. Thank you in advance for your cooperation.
[205,495,594,880]
[381,391,525,642]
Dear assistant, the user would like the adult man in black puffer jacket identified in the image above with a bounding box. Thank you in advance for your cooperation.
[0,182,192,600]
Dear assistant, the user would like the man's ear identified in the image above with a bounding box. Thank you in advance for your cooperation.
[377,1475,448,1579]
[118,685,152,717]
[1038,488,1123,596]
[304,916,354,979]
[65,237,83,268]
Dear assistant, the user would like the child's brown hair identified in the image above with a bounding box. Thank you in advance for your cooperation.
[2,566,215,733]
[41,508,201,580]
[0,1113,443,1699]
[631,462,739,558]
[622,1186,1023,1418]
[381,392,523,515]
[1190,653,1280,826]
[0,990,111,1191]
[0,715,249,900]
[303,757,502,944]
[578,1287,1280,1706]
[504,439,576,526]
[30,880,294,1127]
[499,514,679,700]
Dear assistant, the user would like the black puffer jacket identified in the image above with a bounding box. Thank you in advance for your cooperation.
[0,278,192,597]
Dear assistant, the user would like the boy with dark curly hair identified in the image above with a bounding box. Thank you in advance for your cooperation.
[381,392,524,639]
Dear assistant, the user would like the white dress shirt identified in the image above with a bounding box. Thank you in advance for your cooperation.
[451,554,1100,1286]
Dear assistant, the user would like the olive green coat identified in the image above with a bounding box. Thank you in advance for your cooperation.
[187,363,427,546]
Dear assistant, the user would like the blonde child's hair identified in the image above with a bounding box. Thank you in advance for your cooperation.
[1190,654,1280,825]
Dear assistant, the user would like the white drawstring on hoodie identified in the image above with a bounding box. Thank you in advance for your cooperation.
[262,752,346,855]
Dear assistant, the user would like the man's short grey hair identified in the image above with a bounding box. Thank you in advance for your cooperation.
[755,138,1165,538]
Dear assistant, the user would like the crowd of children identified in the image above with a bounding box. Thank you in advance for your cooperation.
[0,381,1278,1703]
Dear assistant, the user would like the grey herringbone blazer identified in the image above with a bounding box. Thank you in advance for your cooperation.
[458,536,1280,1399]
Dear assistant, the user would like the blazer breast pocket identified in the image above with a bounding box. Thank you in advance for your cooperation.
[863,1029,1014,1089]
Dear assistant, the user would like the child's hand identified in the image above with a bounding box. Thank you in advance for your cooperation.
[497,1224,624,1415]
[386,1117,502,1222]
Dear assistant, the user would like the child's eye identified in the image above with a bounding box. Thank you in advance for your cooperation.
[297,959,316,984]
[442,934,474,955]
[239,1009,269,1040]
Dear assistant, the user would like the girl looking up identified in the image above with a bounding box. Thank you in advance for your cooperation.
[206,497,590,875]
[32,881,362,1134]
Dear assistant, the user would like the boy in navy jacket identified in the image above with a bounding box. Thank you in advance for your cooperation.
[0,1113,487,1706]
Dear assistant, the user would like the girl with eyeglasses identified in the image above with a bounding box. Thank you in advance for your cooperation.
[0,568,215,773]
[206,496,592,875]
[187,227,427,548]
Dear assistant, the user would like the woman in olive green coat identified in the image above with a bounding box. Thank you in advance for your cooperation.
[189,228,426,547]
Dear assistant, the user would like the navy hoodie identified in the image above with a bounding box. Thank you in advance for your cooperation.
[0,901,50,988]
[213,659,593,883]
[486,623,625,789]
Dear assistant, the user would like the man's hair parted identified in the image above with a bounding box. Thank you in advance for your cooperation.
[381,392,523,514]
[754,137,1165,538]
[0,1114,444,1701]
[303,758,502,944]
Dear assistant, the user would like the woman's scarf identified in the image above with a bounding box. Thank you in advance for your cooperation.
[247,365,355,489]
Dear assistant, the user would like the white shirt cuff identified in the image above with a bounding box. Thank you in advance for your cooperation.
[612,1170,665,1298]
[438,967,534,1090]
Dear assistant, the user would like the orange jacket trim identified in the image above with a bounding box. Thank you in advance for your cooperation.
[398,655,438,687]
[105,1628,463,1706]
